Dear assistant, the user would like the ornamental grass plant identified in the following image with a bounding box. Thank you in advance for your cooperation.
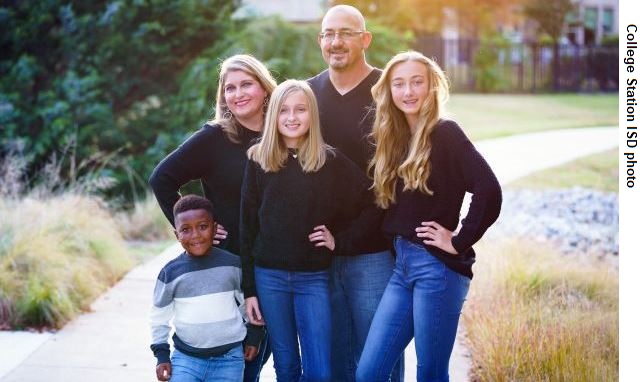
[0,151,133,329]
[115,192,173,242]
[463,239,618,381]
[0,194,132,329]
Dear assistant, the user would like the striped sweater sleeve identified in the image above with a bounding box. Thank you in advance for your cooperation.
[150,270,175,364]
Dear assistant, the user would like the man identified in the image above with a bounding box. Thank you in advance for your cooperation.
[308,5,404,382]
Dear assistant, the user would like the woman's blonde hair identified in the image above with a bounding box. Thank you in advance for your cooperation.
[247,80,332,173]
[209,54,277,143]
[369,51,449,209]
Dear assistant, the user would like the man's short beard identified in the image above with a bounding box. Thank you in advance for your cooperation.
[330,61,348,70]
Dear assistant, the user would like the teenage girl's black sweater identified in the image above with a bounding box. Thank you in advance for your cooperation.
[149,123,260,255]
[308,69,387,254]
[240,150,380,298]
[382,119,502,279]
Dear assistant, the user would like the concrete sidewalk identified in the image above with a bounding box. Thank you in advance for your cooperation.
[1,126,618,382]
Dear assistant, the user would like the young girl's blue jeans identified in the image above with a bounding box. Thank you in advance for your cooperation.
[356,237,470,382]
[169,345,244,382]
[255,266,331,382]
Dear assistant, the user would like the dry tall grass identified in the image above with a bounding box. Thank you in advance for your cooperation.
[0,194,132,329]
[0,151,135,329]
[0,148,174,329]
[463,240,618,381]
[116,192,173,241]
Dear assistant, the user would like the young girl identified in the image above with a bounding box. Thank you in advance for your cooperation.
[240,80,376,382]
[356,51,502,382]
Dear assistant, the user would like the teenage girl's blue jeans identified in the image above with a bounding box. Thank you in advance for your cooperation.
[356,237,470,382]
[330,251,404,382]
[254,266,331,382]
[170,346,244,382]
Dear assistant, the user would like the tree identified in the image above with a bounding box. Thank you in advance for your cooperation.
[0,1,236,203]
[524,0,575,43]
[331,0,523,37]
[524,0,576,90]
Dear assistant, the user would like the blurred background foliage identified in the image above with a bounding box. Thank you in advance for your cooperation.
[0,0,411,205]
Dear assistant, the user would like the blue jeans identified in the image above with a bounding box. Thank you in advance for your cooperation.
[356,238,470,382]
[255,266,331,382]
[243,331,271,382]
[170,346,244,382]
[330,251,404,382]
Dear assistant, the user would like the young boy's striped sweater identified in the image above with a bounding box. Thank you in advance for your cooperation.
[150,247,261,364]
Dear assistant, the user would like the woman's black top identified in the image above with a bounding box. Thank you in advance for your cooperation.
[382,119,502,278]
[149,123,260,255]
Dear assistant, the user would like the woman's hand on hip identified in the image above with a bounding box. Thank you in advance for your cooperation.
[245,296,265,325]
[213,224,228,245]
[416,221,458,255]
[308,225,335,251]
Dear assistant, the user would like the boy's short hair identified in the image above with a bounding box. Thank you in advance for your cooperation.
[173,195,215,221]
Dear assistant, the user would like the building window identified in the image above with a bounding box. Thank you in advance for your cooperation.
[565,10,579,27]
[584,7,598,45]
[602,9,614,34]
[584,7,598,30]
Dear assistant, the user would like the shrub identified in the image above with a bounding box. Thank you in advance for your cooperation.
[473,35,511,92]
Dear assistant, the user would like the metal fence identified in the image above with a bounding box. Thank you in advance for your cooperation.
[415,36,618,93]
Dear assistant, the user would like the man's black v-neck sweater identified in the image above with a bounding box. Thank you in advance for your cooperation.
[308,69,387,254]
[239,150,380,298]
[308,69,381,173]
[149,123,260,255]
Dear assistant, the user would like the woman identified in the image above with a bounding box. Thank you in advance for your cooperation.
[356,51,502,382]
[149,54,277,382]
[240,80,375,382]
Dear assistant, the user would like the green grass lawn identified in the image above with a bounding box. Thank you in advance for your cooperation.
[508,148,618,193]
[446,94,618,140]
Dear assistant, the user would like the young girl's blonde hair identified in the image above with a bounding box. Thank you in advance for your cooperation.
[209,54,277,143]
[247,80,332,173]
[369,51,449,209]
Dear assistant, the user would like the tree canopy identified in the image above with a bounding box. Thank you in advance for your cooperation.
[1,1,236,202]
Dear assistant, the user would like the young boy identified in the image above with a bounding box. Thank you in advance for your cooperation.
[150,195,263,382]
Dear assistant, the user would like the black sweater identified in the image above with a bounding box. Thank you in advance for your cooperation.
[149,123,260,255]
[240,150,380,298]
[382,119,502,279]
[308,69,381,173]
[308,69,387,254]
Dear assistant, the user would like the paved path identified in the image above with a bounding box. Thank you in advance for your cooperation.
[1,127,618,382]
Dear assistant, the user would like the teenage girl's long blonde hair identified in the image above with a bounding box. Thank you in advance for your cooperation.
[369,51,449,209]
[209,54,277,143]
[247,80,332,173]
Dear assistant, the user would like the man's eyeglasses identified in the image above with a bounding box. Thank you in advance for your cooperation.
[319,30,364,41]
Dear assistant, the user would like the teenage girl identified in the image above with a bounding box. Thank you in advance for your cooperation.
[356,51,502,382]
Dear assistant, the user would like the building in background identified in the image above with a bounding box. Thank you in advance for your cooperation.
[233,0,327,24]
[565,0,618,45]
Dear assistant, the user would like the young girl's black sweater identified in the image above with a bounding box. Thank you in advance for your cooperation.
[240,150,380,298]
[382,119,502,279]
